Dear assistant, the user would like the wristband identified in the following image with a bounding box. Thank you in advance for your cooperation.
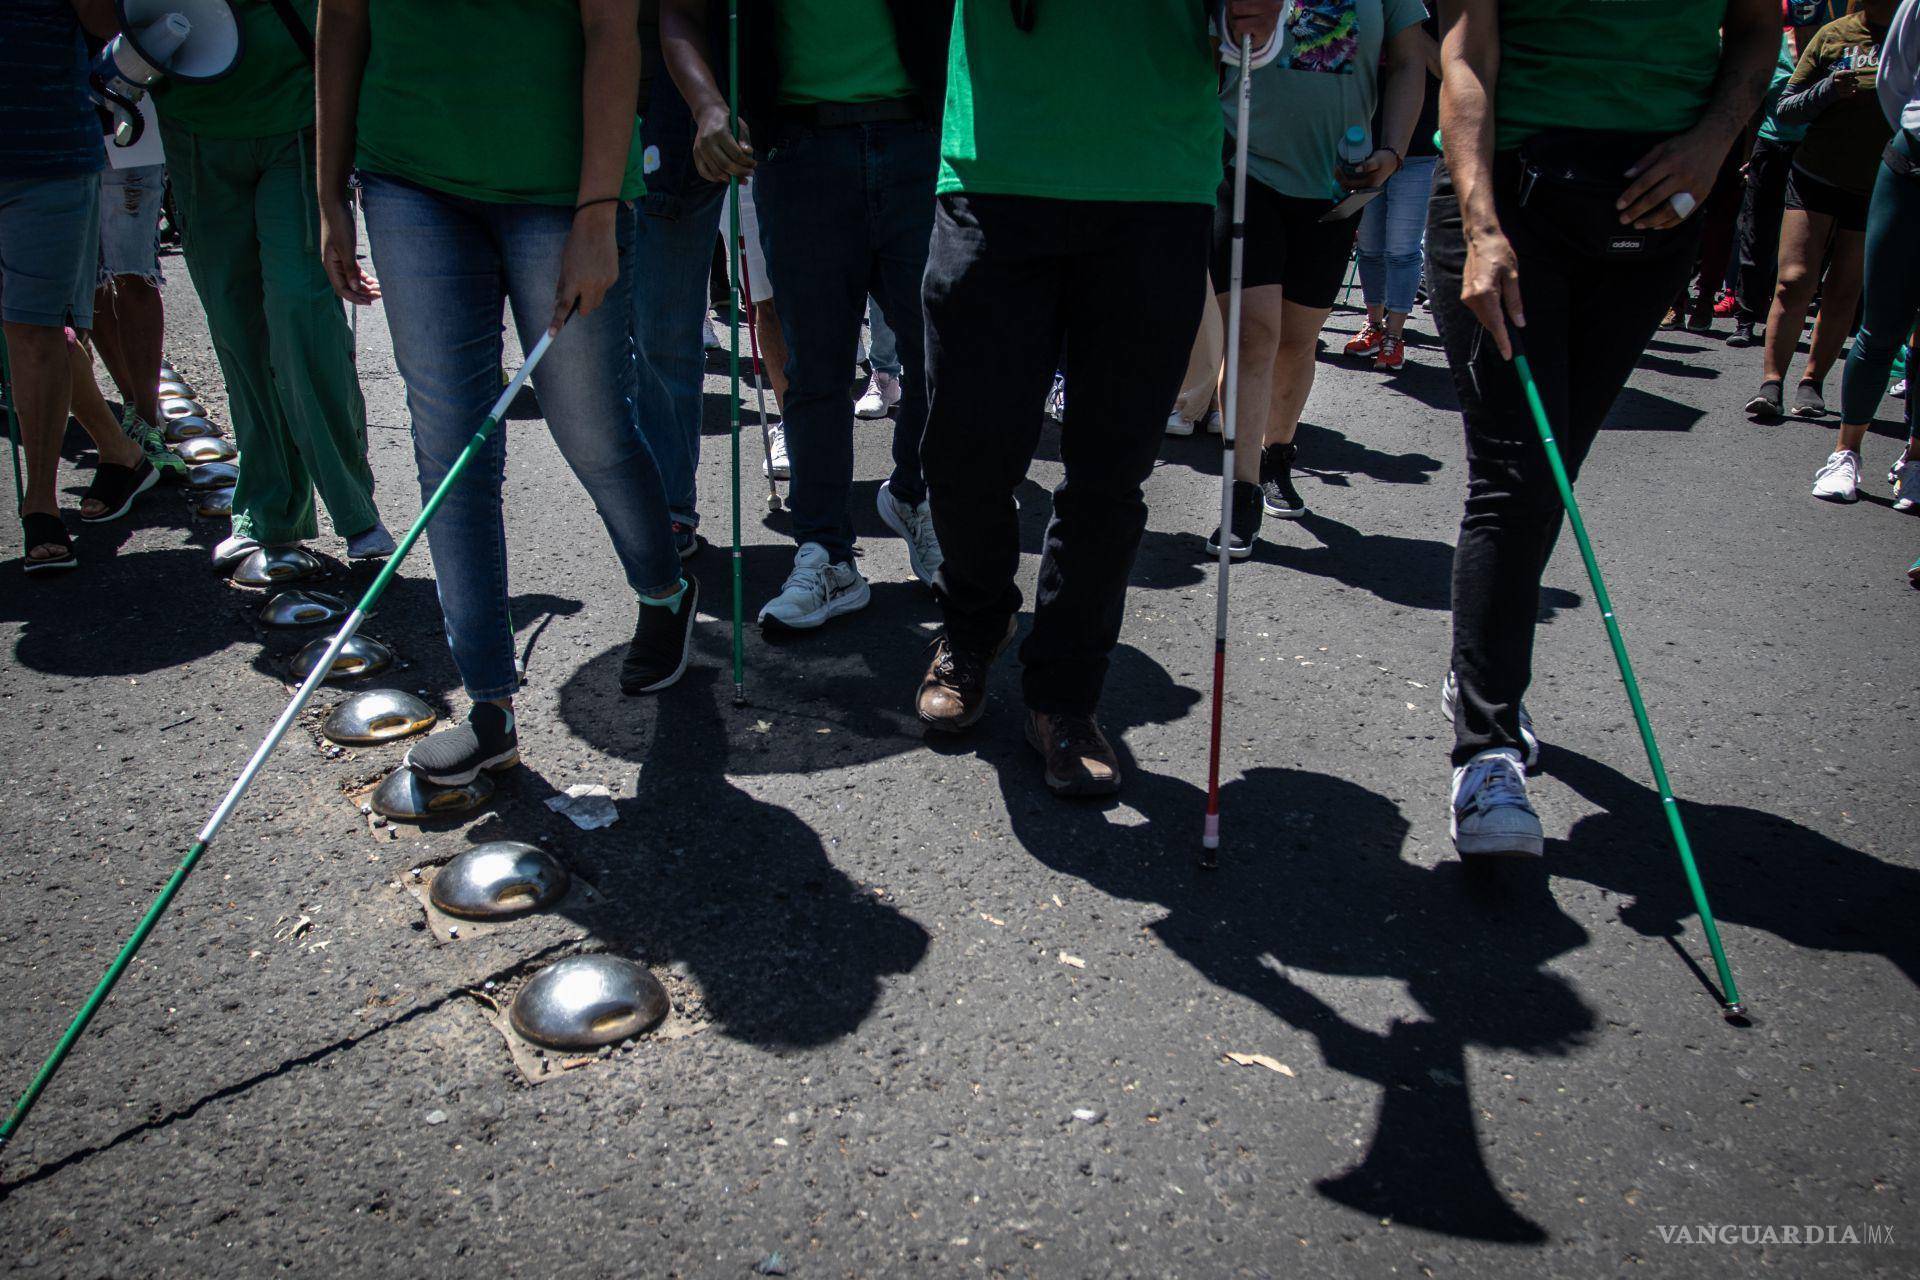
[574,195,622,215]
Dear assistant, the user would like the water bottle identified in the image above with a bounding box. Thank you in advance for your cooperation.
[1338,126,1372,178]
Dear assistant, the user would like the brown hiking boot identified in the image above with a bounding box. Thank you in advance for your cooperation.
[916,617,1016,733]
[1025,710,1121,797]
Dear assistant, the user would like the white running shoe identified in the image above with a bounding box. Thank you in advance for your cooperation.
[1165,409,1196,438]
[1044,373,1066,424]
[1811,449,1861,503]
[763,421,790,480]
[1451,749,1544,858]
[1202,408,1223,435]
[1892,378,1908,400]
[1890,459,1920,512]
[855,371,901,420]
[875,485,943,586]
[758,541,871,631]
[1441,670,1540,771]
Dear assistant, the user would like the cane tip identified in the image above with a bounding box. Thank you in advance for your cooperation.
[1722,1002,1753,1028]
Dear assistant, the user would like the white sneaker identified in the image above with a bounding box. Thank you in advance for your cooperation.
[855,371,901,420]
[1811,449,1861,503]
[1202,408,1223,435]
[212,533,260,571]
[1441,670,1540,770]
[1890,459,1920,512]
[1044,373,1066,424]
[763,420,790,480]
[1892,378,1907,400]
[1450,749,1544,858]
[758,541,870,631]
[1165,409,1196,438]
[875,485,943,586]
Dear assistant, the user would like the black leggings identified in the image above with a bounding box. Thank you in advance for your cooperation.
[1426,157,1702,766]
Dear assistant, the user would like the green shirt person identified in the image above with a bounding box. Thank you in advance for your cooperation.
[152,0,387,563]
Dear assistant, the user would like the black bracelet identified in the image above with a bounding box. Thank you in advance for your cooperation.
[574,195,622,214]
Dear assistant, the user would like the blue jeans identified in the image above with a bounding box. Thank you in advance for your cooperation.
[634,179,725,528]
[360,174,680,703]
[754,118,936,560]
[1356,154,1439,316]
[0,172,100,329]
[865,294,900,376]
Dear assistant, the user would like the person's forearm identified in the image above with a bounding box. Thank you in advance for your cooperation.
[1774,75,1840,124]
[578,0,642,203]
[70,0,119,39]
[315,0,371,206]
[1438,0,1502,241]
[661,0,725,118]
[1693,0,1782,148]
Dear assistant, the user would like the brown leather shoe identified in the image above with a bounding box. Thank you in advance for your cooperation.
[1025,710,1121,797]
[916,617,1016,733]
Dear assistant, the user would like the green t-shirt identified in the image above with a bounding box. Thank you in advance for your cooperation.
[1758,35,1808,145]
[1225,0,1429,201]
[938,0,1221,204]
[1786,13,1893,196]
[151,0,314,139]
[355,0,643,206]
[1492,0,1724,152]
[775,0,914,105]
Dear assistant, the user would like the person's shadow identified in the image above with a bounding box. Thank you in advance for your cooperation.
[546,657,931,1047]
[972,645,1592,1243]
[1545,745,1919,992]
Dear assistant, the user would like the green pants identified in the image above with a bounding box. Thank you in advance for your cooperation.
[161,124,376,544]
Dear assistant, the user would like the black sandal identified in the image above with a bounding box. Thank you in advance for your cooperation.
[80,456,158,524]
[21,511,77,574]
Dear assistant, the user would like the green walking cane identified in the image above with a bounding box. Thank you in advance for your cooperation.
[0,315,574,1159]
[725,0,747,706]
[1507,325,1746,1020]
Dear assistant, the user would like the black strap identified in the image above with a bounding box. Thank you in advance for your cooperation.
[266,0,317,62]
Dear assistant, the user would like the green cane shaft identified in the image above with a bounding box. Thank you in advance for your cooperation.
[727,2,745,701]
[1513,354,1741,1008]
[0,840,208,1151]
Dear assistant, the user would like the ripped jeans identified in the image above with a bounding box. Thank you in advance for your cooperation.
[98,162,165,286]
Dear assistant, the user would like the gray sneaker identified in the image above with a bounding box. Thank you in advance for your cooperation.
[1790,380,1828,419]
[1892,459,1920,512]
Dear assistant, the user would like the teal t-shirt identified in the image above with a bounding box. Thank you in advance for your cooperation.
[1224,0,1429,201]
[1758,35,1808,146]
[939,0,1222,204]
[152,0,314,139]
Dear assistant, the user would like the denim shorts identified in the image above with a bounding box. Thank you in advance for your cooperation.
[0,171,102,329]
[99,163,166,285]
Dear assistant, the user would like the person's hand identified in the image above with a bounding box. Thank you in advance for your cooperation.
[320,197,379,305]
[1461,222,1525,361]
[551,203,620,335]
[1225,0,1285,48]
[1338,149,1401,192]
[692,104,755,183]
[1617,126,1730,229]
[1831,67,1867,97]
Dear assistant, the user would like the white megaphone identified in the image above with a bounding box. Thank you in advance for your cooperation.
[93,0,243,147]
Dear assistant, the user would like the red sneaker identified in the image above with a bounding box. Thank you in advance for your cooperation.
[1373,334,1406,370]
[1343,322,1385,358]
[1712,292,1739,317]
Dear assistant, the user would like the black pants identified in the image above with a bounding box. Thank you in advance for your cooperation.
[1426,158,1701,766]
[1734,136,1796,324]
[921,193,1210,715]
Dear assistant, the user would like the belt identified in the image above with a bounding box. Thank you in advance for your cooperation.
[776,97,921,129]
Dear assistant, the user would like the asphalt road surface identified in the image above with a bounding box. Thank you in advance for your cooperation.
[1,249,1915,1279]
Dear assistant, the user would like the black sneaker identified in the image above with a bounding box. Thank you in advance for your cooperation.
[622,574,698,695]
[403,702,519,785]
[1790,379,1828,419]
[672,521,705,561]
[1726,320,1757,348]
[1744,380,1783,419]
[1205,479,1264,560]
[1260,443,1306,519]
